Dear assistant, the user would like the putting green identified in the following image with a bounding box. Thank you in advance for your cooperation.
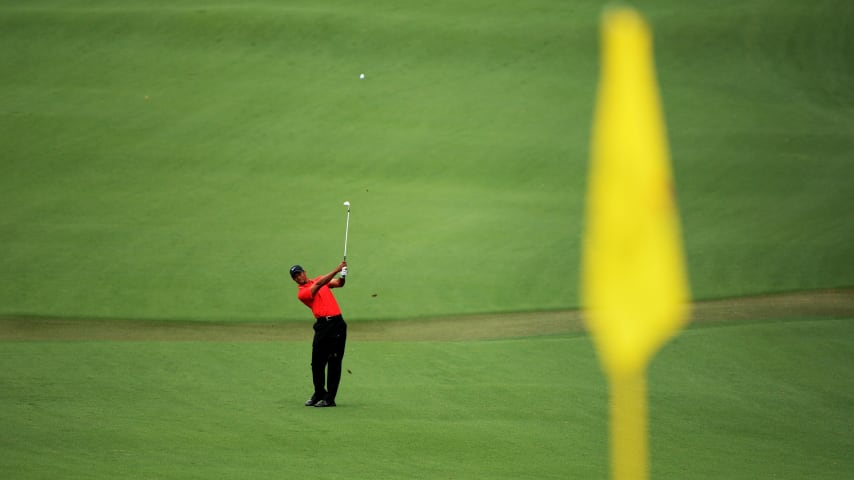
[2,1,852,323]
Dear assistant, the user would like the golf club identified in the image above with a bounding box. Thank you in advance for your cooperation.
[342,201,351,261]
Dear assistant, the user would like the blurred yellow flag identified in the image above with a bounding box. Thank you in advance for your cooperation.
[581,8,691,376]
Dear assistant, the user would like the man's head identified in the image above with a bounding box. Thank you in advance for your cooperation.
[290,265,307,284]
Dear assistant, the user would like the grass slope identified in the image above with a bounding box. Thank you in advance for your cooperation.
[650,319,854,478]
[1,318,852,479]
[1,0,852,321]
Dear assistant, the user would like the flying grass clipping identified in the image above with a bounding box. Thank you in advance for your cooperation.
[581,7,691,480]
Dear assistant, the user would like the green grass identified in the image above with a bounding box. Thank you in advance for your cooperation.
[0,0,587,321]
[1,318,852,479]
[651,319,854,478]
[0,336,602,479]
[1,0,851,322]
[657,1,854,299]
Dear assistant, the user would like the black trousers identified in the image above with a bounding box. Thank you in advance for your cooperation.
[311,315,347,402]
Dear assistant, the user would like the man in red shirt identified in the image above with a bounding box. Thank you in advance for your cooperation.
[290,261,348,408]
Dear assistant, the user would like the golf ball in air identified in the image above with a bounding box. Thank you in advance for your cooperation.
[359,73,365,79]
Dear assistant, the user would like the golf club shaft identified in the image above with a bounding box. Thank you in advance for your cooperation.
[343,207,351,261]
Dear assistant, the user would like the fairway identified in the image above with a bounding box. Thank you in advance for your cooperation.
[2,301,853,479]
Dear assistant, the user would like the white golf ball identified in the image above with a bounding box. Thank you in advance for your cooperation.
[359,73,365,79]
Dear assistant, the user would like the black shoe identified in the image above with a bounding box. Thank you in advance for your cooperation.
[305,395,321,407]
[314,399,336,408]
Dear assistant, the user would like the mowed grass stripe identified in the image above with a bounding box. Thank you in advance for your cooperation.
[1,289,853,342]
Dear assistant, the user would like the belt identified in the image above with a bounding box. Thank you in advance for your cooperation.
[316,315,342,322]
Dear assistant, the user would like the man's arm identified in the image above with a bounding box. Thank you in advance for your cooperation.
[310,261,347,297]
[329,264,347,289]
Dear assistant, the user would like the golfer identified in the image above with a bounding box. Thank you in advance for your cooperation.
[290,261,348,408]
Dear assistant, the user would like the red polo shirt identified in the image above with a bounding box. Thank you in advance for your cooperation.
[297,277,342,318]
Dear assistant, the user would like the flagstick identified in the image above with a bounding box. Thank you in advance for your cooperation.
[610,370,649,480]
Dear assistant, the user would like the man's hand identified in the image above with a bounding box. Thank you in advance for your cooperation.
[336,261,347,277]
[313,261,349,295]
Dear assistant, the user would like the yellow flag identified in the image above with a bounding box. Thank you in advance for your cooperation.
[581,8,691,377]
[581,8,692,479]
